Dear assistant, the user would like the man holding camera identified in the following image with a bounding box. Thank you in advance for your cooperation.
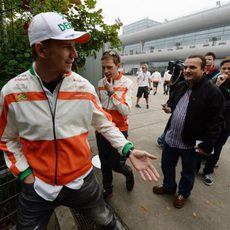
[153,55,224,208]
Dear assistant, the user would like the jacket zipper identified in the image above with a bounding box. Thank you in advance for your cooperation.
[37,78,63,184]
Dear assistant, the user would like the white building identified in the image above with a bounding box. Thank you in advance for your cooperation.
[119,3,230,74]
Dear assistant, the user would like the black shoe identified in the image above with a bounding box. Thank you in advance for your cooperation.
[203,174,213,186]
[103,190,113,200]
[126,171,134,191]
[136,104,141,108]
[146,104,149,109]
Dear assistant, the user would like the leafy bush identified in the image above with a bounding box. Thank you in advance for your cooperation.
[0,0,122,87]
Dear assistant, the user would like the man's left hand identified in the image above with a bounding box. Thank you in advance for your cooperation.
[129,149,160,182]
[194,146,209,156]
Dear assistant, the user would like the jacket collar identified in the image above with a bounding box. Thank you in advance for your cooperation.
[29,62,72,78]
[115,71,122,81]
[184,76,206,89]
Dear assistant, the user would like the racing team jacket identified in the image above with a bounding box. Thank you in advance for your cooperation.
[0,65,133,185]
[97,72,133,131]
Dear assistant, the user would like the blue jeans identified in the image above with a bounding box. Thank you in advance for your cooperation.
[161,142,199,198]
[16,171,116,230]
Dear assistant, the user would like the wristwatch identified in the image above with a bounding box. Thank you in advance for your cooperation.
[107,90,114,97]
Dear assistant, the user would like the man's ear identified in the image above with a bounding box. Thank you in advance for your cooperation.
[117,63,121,68]
[34,43,47,58]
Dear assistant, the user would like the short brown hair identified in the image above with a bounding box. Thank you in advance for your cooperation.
[205,52,216,60]
[220,57,230,67]
[31,39,52,60]
[187,55,206,70]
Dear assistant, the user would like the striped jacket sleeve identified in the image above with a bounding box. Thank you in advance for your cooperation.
[110,81,133,116]
[0,87,30,176]
[90,86,130,154]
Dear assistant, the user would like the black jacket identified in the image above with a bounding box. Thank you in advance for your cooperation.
[205,66,220,80]
[165,77,225,154]
[219,80,230,130]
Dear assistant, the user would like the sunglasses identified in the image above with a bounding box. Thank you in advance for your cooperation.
[103,50,119,57]
[102,50,120,63]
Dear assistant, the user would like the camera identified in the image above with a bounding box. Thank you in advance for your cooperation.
[167,60,185,94]
[167,60,184,75]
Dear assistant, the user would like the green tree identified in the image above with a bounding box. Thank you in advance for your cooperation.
[0,0,122,88]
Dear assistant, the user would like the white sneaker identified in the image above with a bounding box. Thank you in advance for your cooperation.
[203,174,213,186]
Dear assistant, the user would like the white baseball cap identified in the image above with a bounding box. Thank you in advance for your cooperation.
[28,12,90,46]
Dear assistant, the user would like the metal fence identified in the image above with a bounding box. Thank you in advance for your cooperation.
[72,209,102,230]
[0,151,20,230]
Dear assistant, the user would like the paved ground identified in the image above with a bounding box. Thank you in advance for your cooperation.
[89,75,230,230]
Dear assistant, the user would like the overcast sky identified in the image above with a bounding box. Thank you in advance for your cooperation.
[96,0,229,29]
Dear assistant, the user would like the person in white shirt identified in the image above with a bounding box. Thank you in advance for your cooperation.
[136,64,152,109]
[163,70,172,95]
[151,69,161,95]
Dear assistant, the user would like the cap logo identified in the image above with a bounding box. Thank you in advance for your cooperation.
[28,12,90,46]
[58,22,73,31]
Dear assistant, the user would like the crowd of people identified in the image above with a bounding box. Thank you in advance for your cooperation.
[0,11,229,229]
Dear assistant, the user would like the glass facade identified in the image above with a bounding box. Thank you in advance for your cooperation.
[123,25,230,55]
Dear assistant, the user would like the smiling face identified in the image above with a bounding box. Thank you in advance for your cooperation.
[183,57,205,83]
[101,57,120,82]
[220,61,230,80]
[42,39,78,75]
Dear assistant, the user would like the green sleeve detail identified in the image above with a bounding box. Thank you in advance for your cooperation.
[18,168,33,181]
[122,142,134,156]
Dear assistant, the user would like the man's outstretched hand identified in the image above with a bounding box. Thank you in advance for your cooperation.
[129,149,160,182]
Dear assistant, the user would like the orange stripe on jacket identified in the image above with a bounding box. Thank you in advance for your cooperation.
[0,91,47,136]
[0,95,19,175]
[98,86,128,105]
[112,88,128,105]
[0,92,47,174]
[0,141,20,175]
[98,86,128,92]
[20,132,92,185]
[103,108,128,131]
[58,91,112,122]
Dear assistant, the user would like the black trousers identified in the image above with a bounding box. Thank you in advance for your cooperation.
[96,131,132,192]
[203,128,229,175]
[16,171,116,230]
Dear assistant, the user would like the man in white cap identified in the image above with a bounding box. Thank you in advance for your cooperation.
[0,12,160,229]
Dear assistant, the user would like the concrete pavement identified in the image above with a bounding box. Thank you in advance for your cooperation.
[90,75,230,230]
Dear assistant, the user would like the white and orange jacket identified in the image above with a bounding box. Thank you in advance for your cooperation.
[0,65,132,185]
[98,72,133,131]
